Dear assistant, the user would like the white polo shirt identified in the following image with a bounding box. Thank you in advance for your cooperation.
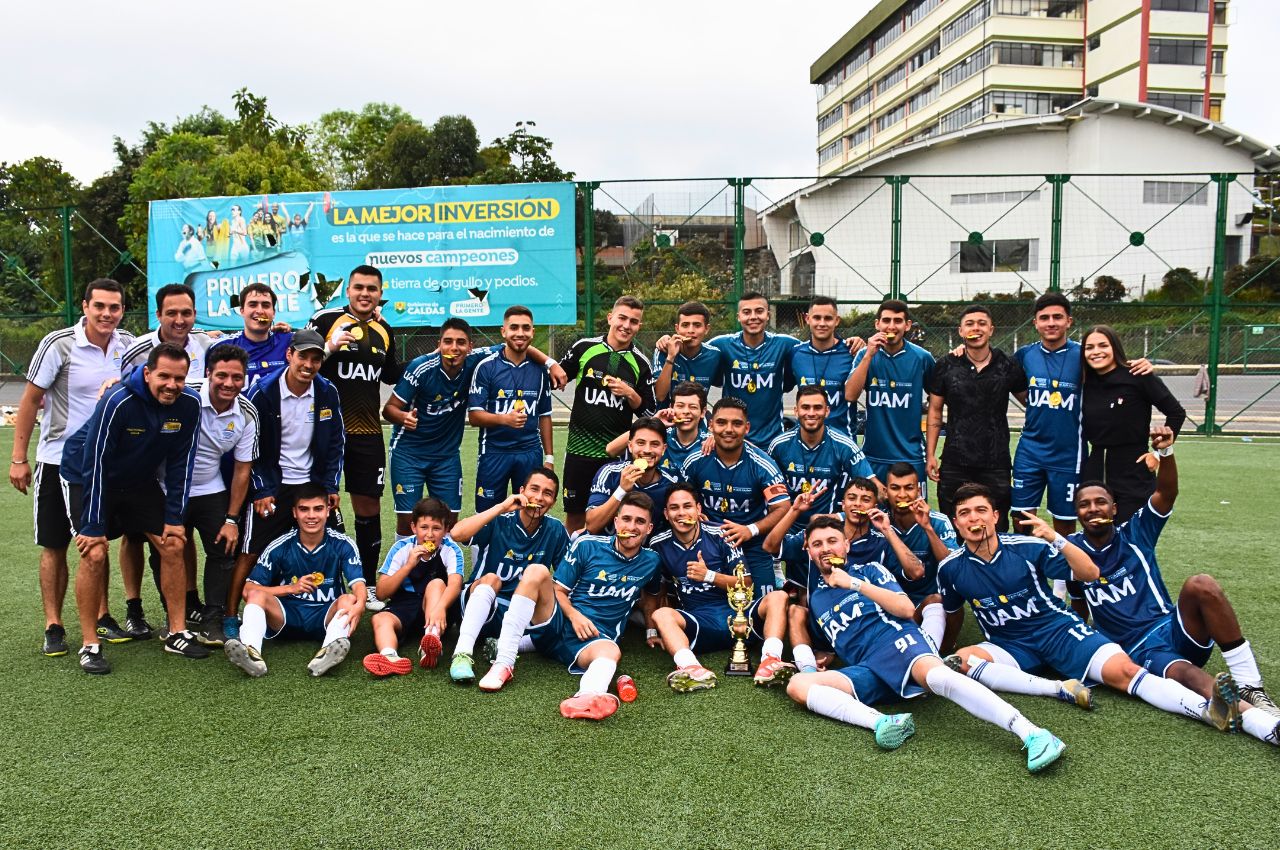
[27,318,136,466]
[278,371,315,485]
[189,382,260,498]
[120,330,214,389]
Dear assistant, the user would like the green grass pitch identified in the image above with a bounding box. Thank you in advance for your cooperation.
[0,429,1276,849]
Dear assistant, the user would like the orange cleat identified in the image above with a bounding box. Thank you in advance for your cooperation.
[559,692,621,720]
[419,626,442,669]
[753,655,798,687]
[362,652,412,677]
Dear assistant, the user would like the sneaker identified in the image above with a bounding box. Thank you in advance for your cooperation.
[186,605,205,629]
[873,713,915,750]
[1239,684,1280,718]
[1057,679,1094,711]
[157,620,172,642]
[798,664,819,674]
[616,674,638,703]
[42,624,69,657]
[753,655,797,687]
[223,615,241,641]
[224,639,267,677]
[1023,728,1066,772]
[482,637,501,666]
[96,615,133,644]
[478,663,514,692]
[122,615,154,641]
[450,653,476,684]
[418,626,442,669]
[943,654,965,673]
[199,617,226,647]
[78,645,111,675]
[1206,672,1242,733]
[365,587,386,613]
[559,692,620,720]
[164,630,211,659]
[363,652,412,677]
[667,665,717,693]
[308,638,351,677]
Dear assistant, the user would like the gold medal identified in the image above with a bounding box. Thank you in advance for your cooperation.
[746,380,756,393]
[512,399,526,413]
[1048,391,1062,408]
[800,481,811,493]
[633,458,648,471]
[349,324,365,341]
[308,572,324,584]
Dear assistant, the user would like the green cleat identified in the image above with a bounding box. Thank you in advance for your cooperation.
[1205,672,1242,733]
[1023,729,1066,772]
[482,637,500,666]
[1058,679,1094,710]
[873,713,915,750]
[450,653,476,684]
[667,665,718,693]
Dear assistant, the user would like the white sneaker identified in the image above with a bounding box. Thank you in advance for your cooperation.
[365,587,386,612]
[307,637,350,677]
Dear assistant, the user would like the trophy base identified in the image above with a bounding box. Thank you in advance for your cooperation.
[724,657,753,677]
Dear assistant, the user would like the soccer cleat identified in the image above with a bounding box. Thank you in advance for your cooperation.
[78,645,111,675]
[419,626,442,669]
[363,652,412,677]
[1057,679,1094,711]
[482,637,501,666]
[224,639,267,677]
[122,615,154,641]
[1205,672,1242,733]
[164,631,211,659]
[223,615,241,641]
[478,663,514,692]
[616,675,638,703]
[42,624,69,657]
[1238,684,1280,718]
[365,587,386,613]
[943,654,965,673]
[308,638,351,677]
[753,655,797,687]
[198,618,227,648]
[1023,729,1066,772]
[872,713,915,750]
[449,653,476,684]
[559,693,620,721]
[667,665,717,693]
[96,615,133,644]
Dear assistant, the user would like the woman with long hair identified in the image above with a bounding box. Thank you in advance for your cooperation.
[1080,325,1186,522]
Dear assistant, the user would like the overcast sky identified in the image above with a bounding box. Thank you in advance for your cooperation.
[2,0,1276,185]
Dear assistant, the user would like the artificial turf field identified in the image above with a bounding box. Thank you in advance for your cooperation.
[1,428,1276,850]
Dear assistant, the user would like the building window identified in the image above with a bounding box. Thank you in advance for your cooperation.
[1215,1,1228,24]
[993,42,1083,68]
[1152,0,1209,10]
[848,124,871,147]
[1143,181,1210,205]
[908,84,938,113]
[906,124,939,143]
[819,107,843,134]
[993,0,1083,18]
[1148,38,1207,66]
[1087,34,1101,51]
[819,139,843,164]
[848,86,873,113]
[1209,98,1222,121]
[877,63,907,95]
[845,49,870,78]
[906,0,945,29]
[942,45,993,90]
[940,95,988,133]
[942,1,991,48]
[1211,49,1225,74]
[951,238,1039,273]
[1146,92,1205,114]
[877,104,907,132]
[989,90,1079,116]
[910,39,941,72]
[1086,85,1099,97]
[952,190,1042,205]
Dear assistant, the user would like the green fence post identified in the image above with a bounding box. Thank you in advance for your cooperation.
[1201,173,1233,436]
[733,178,747,302]
[61,205,75,326]
[581,181,598,334]
[886,176,907,300]
[1047,174,1068,292]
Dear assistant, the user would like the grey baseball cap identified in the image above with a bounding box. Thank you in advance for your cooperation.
[290,328,327,355]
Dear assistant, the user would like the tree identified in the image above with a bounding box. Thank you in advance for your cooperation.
[308,103,417,189]
[361,120,434,189]
[0,157,80,315]
[474,123,574,184]
[1146,267,1205,303]
[1090,274,1127,302]
[424,115,481,185]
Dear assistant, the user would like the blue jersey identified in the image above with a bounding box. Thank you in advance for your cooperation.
[247,528,364,612]
[377,536,465,599]
[768,427,872,527]
[659,423,709,476]
[587,460,679,533]
[780,526,888,584]
[467,350,552,454]
[710,331,799,447]
[1067,501,1174,651]
[552,535,661,639]
[680,444,790,526]
[471,511,570,601]
[211,331,294,387]
[884,513,958,603]
[1014,340,1084,472]
[937,534,1079,646]
[389,347,494,459]
[809,559,915,665]
[790,340,855,432]
[652,343,724,406]
[648,524,745,616]
[853,342,934,465]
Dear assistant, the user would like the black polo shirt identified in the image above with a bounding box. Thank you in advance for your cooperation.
[927,348,1026,469]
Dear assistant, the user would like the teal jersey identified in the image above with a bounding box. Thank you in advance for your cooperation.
[247,529,364,614]
[884,513,959,604]
[790,339,855,432]
[709,331,800,447]
[389,346,494,459]
[768,427,872,528]
[472,511,571,601]
[552,534,661,640]
[852,342,934,465]
[1014,340,1085,473]
[652,343,724,407]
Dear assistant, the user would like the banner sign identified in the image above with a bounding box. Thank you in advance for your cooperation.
[147,182,577,329]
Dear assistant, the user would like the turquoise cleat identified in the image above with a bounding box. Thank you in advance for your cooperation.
[873,713,915,750]
[450,653,476,684]
[1023,729,1066,772]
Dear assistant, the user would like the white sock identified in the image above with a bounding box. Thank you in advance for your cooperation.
[793,644,818,671]
[968,657,1061,697]
[1128,670,1209,721]
[762,637,784,660]
[577,657,616,696]
[455,584,496,656]
[920,603,945,649]
[322,612,350,647]
[496,594,536,667]
[673,648,698,668]
[1221,641,1263,688]
[380,646,397,658]
[518,635,535,653]
[1241,707,1280,745]
[1052,579,1068,599]
[926,664,1036,741]
[806,684,882,730]
[241,603,267,653]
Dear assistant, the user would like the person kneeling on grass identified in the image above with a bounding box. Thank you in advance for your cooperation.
[784,516,1069,772]
[363,497,464,677]
[223,484,365,678]
[477,492,661,721]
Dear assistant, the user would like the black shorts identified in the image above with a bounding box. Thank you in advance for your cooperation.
[66,480,165,541]
[938,464,1012,533]
[562,453,610,515]
[382,593,426,636]
[344,433,386,498]
[33,462,73,549]
[243,483,345,556]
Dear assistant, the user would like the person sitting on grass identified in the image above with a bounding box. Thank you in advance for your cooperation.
[362,497,465,677]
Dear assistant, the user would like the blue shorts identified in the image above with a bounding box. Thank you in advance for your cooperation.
[476,449,543,512]
[679,600,763,653]
[1011,462,1078,522]
[390,450,463,513]
[528,602,615,674]
[980,617,1119,682]
[741,542,780,593]
[381,593,426,636]
[267,597,331,641]
[834,625,934,706]
[1126,608,1214,676]
[869,460,927,499]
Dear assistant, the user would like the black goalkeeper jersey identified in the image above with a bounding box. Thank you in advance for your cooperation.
[307,308,402,437]
[562,336,656,458]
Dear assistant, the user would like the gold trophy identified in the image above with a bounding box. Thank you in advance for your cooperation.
[724,559,754,676]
